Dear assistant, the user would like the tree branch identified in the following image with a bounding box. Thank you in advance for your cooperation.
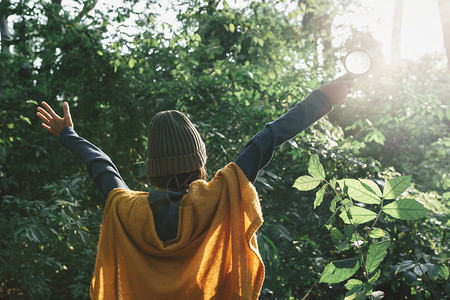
[73,0,98,24]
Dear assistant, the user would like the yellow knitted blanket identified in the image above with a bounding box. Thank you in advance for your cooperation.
[90,162,264,299]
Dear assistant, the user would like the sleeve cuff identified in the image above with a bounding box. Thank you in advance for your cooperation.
[311,89,333,112]
[59,126,77,146]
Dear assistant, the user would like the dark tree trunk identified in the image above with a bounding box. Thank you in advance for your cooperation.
[391,0,405,60]
[0,0,11,87]
[438,0,450,71]
[0,0,12,54]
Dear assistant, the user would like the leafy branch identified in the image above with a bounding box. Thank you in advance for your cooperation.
[293,154,435,299]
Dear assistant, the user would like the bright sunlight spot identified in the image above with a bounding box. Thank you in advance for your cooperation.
[333,0,445,61]
[400,0,444,60]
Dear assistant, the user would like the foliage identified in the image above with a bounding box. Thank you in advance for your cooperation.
[293,155,447,299]
[0,174,100,299]
[0,0,448,299]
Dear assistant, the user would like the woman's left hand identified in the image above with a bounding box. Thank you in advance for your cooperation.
[36,101,73,137]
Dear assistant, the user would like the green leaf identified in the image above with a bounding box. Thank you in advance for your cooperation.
[319,258,361,283]
[330,177,337,189]
[368,228,386,239]
[344,225,354,240]
[344,279,364,300]
[26,99,38,105]
[394,260,415,274]
[344,291,366,300]
[404,271,418,283]
[346,179,381,204]
[274,64,281,74]
[344,199,352,208]
[229,23,235,33]
[345,279,363,290]
[330,227,345,240]
[26,227,40,243]
[365,242,389,273]
[359,179,382,197]
[293,175,321,191]
[308,154,325,180]
[308,77,319,88]
[129,58,136,69]
[79,230,88,246]
[340,206,377,225]
[257,38,264,47]
[382,175,411,199]
[314,184,327,209]
[438,264,449,280]
[325,211,338,228]
[330,195,339,212]
[364,128,385,145]
[97,50,103,56]
[413,264,427,276]
[337,241,350,253]
[337,179,353,195]
[383,199,430,220]
[350,233,364,244]
[20,115,32,125]
[369,269,381,283]
[268,70,276,79]
[423,263,440,279]
[337,179,346,190]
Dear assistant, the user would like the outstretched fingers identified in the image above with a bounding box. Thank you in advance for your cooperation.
[41,101,61,120]
[37,107,52,123]
[36,110,54,134]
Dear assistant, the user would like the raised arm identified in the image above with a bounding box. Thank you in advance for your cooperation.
[235,77,354,182]
[37,101,128,198]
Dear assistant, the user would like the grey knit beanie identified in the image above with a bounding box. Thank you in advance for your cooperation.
[145,110,207,177]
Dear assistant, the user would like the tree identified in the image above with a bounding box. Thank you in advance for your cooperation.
[438,0,450,70]
[0,0,11,53]
[0,0,12,86]
[391,0,405,60]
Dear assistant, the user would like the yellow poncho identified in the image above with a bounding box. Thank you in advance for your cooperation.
[90,163,264,299]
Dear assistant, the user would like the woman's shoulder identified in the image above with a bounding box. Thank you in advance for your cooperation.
[105,188,149,209]
[108,188,148,198]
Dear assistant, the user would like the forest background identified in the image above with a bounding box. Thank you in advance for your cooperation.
[0,0,449,298]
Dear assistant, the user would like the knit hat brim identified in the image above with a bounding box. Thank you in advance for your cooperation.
[145,145,207,177]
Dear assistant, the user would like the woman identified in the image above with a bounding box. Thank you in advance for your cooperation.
[36,77,354,299]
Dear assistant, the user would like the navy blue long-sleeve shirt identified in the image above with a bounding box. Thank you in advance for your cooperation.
[59,90,332,241]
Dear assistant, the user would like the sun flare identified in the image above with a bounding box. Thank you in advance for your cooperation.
[363,0,444,61]
[400,0,444,60]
